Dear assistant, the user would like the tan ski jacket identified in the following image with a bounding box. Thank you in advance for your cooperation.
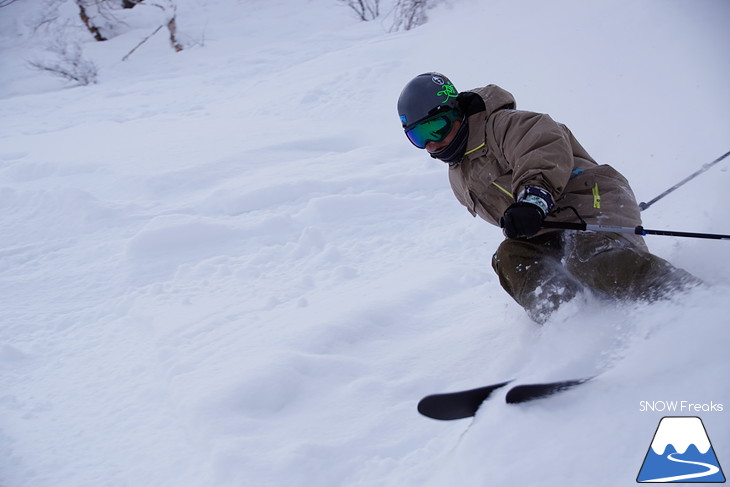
[448,84,645,246]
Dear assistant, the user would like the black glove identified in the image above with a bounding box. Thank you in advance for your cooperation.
[500,202,545,238]
[499,186,554,239]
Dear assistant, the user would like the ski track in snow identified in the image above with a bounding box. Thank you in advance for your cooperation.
[1,0,729,486]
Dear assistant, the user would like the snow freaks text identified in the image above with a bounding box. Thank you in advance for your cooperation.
[639,401,724,413]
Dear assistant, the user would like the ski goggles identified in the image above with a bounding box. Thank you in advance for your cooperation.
[404,109,463,149]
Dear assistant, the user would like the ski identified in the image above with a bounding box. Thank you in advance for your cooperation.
[504,377,594,404]
[418,377,594,420]
[417,380,512,420]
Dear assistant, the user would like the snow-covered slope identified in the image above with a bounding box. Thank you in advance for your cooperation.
[1,0,729,486]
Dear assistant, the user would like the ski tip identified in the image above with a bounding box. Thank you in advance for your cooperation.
[417,395,472,421]
[417,380,513,420]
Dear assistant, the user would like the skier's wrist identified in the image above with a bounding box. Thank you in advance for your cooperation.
[517,186,554,217]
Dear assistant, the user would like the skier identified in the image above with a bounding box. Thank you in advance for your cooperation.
[397,72,699,323]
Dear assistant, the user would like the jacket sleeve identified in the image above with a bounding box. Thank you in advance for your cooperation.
[490,110,574,201]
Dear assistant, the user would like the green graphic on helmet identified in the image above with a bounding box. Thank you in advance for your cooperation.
[437,83,457,103]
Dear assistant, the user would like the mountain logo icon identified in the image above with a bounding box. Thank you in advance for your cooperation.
[637,416,726,483]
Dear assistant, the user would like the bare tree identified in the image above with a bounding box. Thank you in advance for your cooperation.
[26,0,187,85]
[339,0,380,21]
[65,0,185,58]
[391,0,430,32]
[165,5,183,52]
[121,1,184,60]
[24,1,99,85]
[338,0,435,32]
[76,0,108,41]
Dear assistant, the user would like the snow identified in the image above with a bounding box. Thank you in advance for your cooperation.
[1,0,729,486]
[651,417,711,455]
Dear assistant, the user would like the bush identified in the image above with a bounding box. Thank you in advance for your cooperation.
[28,38,99,85]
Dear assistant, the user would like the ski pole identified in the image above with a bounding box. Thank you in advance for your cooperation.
[542,221,730,240]
[639,150,730,211]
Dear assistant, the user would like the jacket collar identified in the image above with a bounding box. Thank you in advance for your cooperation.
[457,86,517,161]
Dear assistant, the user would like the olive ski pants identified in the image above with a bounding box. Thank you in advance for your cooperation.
[491,231,700,323]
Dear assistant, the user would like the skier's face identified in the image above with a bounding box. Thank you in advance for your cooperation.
[426,120,461,154]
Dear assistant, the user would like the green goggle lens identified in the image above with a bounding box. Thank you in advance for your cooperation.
[405,110,461,149]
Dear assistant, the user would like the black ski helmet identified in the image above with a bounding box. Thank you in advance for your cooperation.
[397,72,460,129]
